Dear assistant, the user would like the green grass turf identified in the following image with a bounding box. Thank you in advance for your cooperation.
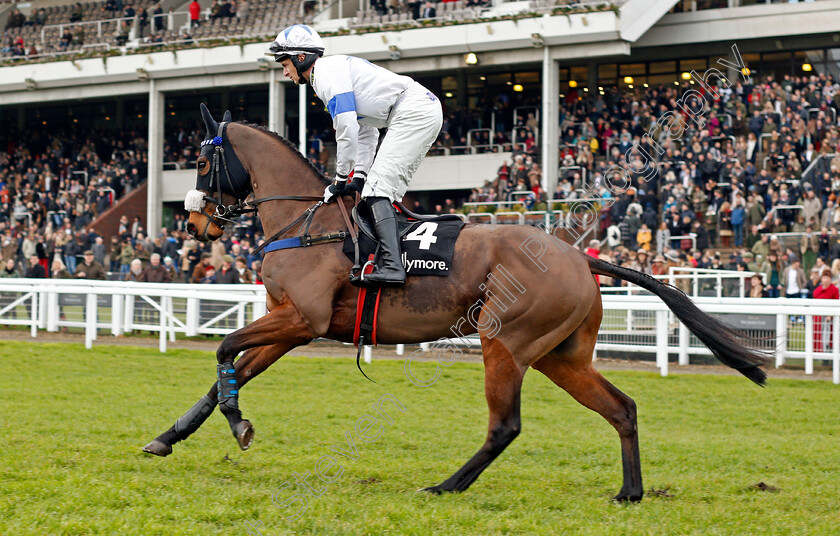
[2,341,839,535]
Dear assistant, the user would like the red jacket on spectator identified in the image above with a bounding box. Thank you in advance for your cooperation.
[189,0,201,21]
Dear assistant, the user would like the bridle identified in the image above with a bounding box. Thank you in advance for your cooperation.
[195,122,359,260]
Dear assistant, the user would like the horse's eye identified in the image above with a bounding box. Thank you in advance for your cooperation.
[197,161,206,169]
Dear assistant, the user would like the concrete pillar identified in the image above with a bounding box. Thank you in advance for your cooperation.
[456,69,467,111]
[115,98,124,125]
[541,47,559,199]
[587,61,597,92]
[147,80,164,238]
[221,89,230,113]
[298,83,307,156]
[268,69,286,135]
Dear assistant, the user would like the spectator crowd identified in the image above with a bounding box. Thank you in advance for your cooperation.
[4,71,840,303]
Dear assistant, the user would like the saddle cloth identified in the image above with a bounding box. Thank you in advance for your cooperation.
[342,202,465,276]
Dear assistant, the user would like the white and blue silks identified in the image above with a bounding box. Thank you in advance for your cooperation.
[310,55,443,202]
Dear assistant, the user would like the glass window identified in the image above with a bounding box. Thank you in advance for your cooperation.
[649,74,679,86]
[515,71,540,84]
[441,76,458,91]
[598,63,617,79]
[619,63,645,76]
[570,65,587,84]
[679,58,707,72]
[649,61,676,74]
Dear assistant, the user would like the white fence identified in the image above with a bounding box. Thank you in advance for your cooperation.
[0,279,837,384]
[0,279,265,353]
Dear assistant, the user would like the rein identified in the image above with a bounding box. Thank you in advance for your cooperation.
[198,123,362,274]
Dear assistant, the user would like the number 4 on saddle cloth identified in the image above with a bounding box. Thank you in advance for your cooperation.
[343,202,465,277]
[343,203,465,366]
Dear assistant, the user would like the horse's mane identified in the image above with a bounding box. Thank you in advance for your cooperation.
[238,121,331,186]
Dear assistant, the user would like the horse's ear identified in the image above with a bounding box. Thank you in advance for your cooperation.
[223,110,232,123]
[200,102,218,135]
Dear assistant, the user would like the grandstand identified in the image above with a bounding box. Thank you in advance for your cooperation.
[2,0,840,286]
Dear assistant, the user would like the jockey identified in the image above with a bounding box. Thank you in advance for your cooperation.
[266,24,443,286]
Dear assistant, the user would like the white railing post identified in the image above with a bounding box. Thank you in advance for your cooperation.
[716,275,722,298]
[167,297,176,343]
[159,296,167,353]
[364,345,372,364]
[47,291,58,332]
[85,292,96,349]
[775,313,787,368]
[38,290,47,329]
[251,299,266,323]
[186,297,199,336]
[804,314,814,375]
[30,291,38,338]
[396,344,405,356]
[237,302,246,329]
[833,316,840,385]
[678,322,689,366]
[111,293,123,336]
[420,342,430,352]
[655,309,668,376]
[123,294,135,334]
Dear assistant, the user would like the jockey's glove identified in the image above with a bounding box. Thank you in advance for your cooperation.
[323,177,348,203]
[324,171,364,203]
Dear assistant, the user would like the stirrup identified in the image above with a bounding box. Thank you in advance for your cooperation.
[349,259,375,286]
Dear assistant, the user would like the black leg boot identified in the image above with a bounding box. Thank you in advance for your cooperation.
[363,197,406,286]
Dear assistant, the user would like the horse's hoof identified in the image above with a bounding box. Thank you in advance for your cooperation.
[143,439,173,457]
[234,420,254,451]
[612,492,643,503]
[419,485,444,495]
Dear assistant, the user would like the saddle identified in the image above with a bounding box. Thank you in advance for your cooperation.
[351,201,463,242]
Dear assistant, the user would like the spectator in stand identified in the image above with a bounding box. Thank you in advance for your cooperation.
[200,266,216,284]
[749,273,764,298]
[69,3,83,22]
[5,10,26,30]
[139,253,171,283]
[1,258,19,277]
[235,256,252,284]
[74,250,106,279]
[421,1,436,18]
[813,269,839,352]
[118,236,134,272]
[51,259,72,279]
[92,236,106,267]
[191,252,212,283]
[189,0,201,27]
[214,255,238,284]
[163,256,177,280]
[761,251,783,298]
[251,260,263,284]
[59,30,73,50]
[133,239,150,267]
[782,256,807,299]
[125,259,143,281]
[25,254,46,278]
[153,4,165,33]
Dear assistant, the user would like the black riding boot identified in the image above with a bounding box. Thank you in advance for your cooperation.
[363,197,406,286]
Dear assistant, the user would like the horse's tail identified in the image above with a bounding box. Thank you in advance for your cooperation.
[585,255,771,386]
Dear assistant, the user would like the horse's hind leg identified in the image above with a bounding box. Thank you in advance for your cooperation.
[143,342,290,456]
[422,335,526,494]
[532,298,643,502]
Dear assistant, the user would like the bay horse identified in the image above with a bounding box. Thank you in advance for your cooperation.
[143,105,771,502]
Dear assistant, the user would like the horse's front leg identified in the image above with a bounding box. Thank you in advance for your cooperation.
[143,341,300,456]
[214,301,315,450]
